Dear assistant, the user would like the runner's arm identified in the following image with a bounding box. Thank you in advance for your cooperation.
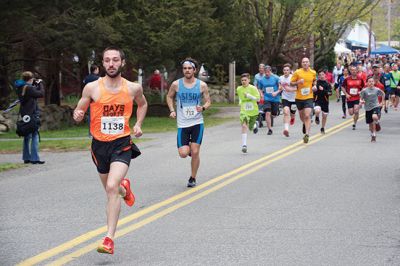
[73,83,93,122]
[166,81,178,118]
[290,72,298,86]
[131,83,148,130]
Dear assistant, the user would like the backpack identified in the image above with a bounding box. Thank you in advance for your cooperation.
[16,114,40,137]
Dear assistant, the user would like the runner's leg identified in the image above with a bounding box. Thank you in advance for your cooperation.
[190,143,201,178]
[101,162,129,239]
[303,108,312,135]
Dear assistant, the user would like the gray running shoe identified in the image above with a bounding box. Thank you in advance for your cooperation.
[253,121,259,134]
[242,145,247,153]
[187,177,196,187]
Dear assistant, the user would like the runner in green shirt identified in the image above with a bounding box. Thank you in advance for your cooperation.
[237,73,260,153]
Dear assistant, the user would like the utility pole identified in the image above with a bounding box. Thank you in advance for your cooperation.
[388,0,391,46]
[368,13,373,56]
[309,0,315,67]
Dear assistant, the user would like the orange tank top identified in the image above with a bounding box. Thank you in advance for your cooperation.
[90,78,133,142]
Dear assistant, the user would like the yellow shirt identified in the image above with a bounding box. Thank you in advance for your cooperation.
[291,68,317,100]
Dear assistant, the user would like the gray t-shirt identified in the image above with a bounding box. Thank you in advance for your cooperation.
[360,87,384,111]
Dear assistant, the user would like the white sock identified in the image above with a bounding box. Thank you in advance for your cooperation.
[284,123,289,131]
[242,133,247,146]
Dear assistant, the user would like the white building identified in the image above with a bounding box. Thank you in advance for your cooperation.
[341,20,376,51]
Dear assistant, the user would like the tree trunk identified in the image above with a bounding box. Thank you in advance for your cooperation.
[0,70,10,110]
[46,55,61,106]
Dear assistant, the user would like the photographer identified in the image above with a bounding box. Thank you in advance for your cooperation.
[15,71,45,164]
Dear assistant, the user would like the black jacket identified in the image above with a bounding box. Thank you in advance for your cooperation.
[314,80,332,102]
[17,82,44,118]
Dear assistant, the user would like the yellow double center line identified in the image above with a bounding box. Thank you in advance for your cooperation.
[18,116,363,266]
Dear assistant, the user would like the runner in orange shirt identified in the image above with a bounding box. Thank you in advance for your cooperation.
[73,47,148,255]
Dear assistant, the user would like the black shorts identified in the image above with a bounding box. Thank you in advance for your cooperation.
[314,100,329,113]
[91,135,132,174]
[384,88,390,100]
[282,99,297,114]
[334,83,339,90]
[396,88,400,97]
[347,100,360,109]
[365,107,381,124]
[261,101,280,116]
[295,99,314,110]
[177,123,204,148]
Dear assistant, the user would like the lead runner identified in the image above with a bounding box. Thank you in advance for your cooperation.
[73,46,148,254]
[166,58,211,188]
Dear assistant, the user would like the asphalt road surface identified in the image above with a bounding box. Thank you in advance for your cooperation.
[1,103,399,266]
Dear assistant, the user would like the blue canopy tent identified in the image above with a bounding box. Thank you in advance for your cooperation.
[370,45,399,55]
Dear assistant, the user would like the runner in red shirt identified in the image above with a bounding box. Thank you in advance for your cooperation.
[342,65,365,130]
[356,62,367,84]
[369,64,385,118]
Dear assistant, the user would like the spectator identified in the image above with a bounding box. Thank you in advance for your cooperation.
[83,64,100,85]
[149,69,162,90]
[83,64,100,137]
[15,71,45,164]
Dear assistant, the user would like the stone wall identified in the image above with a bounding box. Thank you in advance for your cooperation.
[208,84,229,103]
[0,104,75,133]
[39,104,75,130]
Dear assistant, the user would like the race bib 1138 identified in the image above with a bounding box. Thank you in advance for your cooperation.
[101,116,125,135]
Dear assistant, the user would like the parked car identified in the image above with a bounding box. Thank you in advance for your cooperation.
[198,64,211,82]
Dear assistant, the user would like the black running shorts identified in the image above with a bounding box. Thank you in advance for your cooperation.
[295,99,314,110]
[314,100,329,113]
[365,107,381,124]
[282,99,297,114]
[177,123,204,148]
[261,101,280,116]
[91,135,132,174]
[347,100,360,109]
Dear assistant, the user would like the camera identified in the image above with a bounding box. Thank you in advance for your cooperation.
[32,79,43,87]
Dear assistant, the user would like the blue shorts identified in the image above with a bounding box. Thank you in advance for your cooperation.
[177,124,204,148]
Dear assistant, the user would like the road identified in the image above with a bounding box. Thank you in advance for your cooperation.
[1,103,400,266]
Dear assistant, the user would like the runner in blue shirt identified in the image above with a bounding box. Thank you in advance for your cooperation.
[257,65,281,135]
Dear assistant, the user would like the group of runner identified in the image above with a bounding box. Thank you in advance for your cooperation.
[72,46,399,255]
[238,56,400,152]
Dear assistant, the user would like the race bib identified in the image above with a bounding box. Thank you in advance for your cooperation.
[290,104,297,111]
[349,88,358,95]
[183,106,198,119]
[101,116,125,135]
[385,80,390,86]
[244,102,254,111]
[301,87,310,96]
[266,87,274,93]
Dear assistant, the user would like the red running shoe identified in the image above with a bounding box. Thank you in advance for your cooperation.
[120,178,135,207]
[97,237,114,254]
[283,129,289,137]
[375,123,381,132]
[290,117,295,125]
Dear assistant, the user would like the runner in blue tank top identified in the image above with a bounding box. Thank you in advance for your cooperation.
[166,58,211,187]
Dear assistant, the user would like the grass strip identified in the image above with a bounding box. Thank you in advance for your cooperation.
[0,163,27,172]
